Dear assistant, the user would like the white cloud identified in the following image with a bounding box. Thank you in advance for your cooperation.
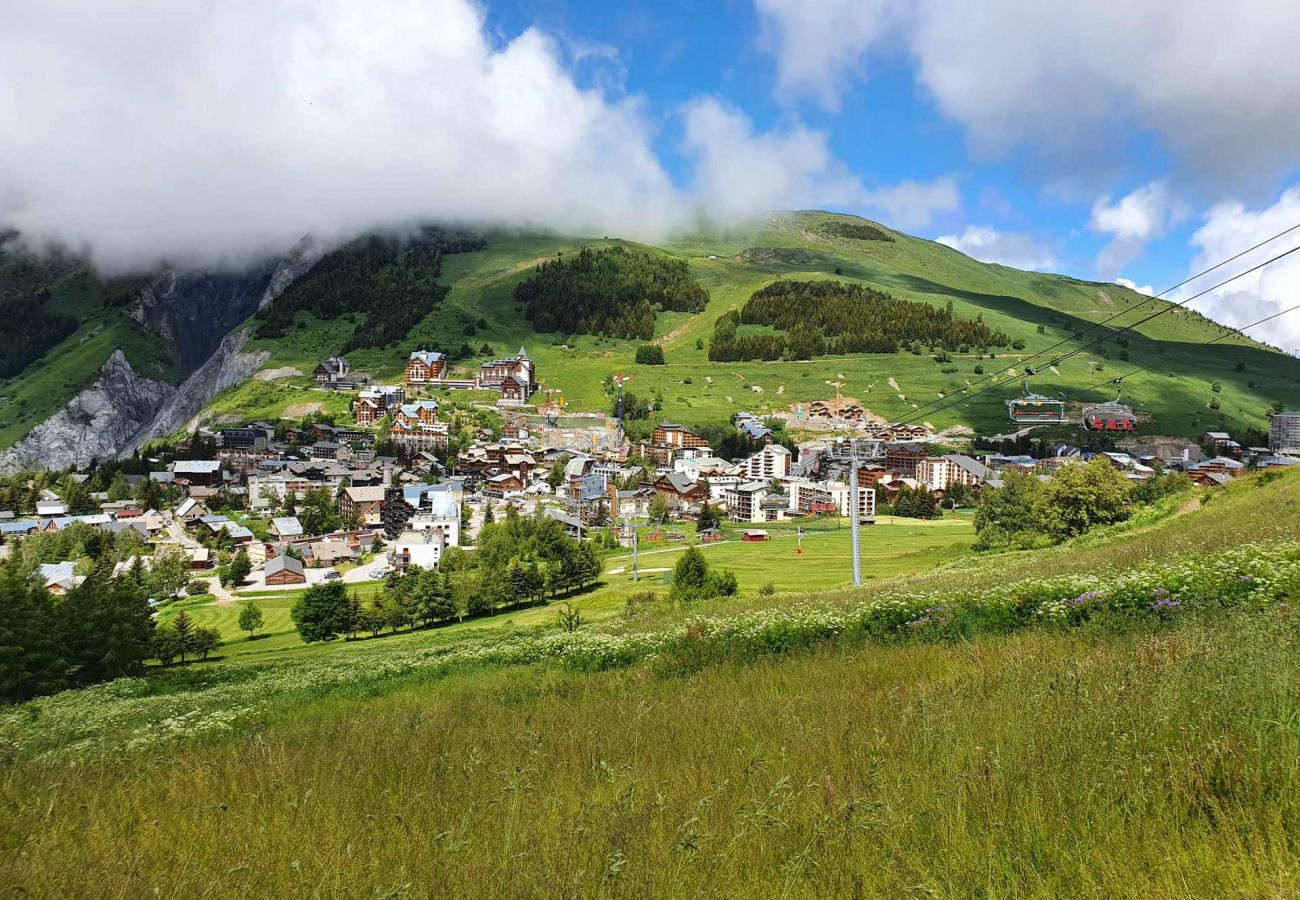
[753,0,902,111]
[861,177,960,231]
[680,97,868,220]
[1089,182,1188,277]
[1115,278,1155,297]
[935,226,1057,272]
[1183,186,1300,352]
[0,1,892,271]
[753,0,1300,187]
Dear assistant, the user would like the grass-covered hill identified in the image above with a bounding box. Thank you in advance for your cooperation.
[4,211,1299,451]
[201,211,1300,440]
[4,467,1300,895]
[0,235,180,448]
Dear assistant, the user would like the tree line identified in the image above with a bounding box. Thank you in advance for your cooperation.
[290,508,605,643]
[515,246,709,341]
[254,227,485,351]
[819,220,895,243]
[974,458,1189,551]
[0,550,212,703]
[709,280,1011,361]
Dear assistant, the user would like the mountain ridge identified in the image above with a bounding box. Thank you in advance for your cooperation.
[0,211,1295,466]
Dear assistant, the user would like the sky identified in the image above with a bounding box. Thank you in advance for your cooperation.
[2,0,1300,350]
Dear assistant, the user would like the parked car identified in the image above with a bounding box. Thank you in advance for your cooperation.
[323,570,342,581]
[369,567,391,579]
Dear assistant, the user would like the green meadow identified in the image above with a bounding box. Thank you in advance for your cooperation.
[4,471,1300,896]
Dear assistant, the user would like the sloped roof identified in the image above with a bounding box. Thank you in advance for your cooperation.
[265,554,305,577]
[409,349,445,366]
[271,516,303,536]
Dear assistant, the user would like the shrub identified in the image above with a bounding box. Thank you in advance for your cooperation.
[635,344,665,365]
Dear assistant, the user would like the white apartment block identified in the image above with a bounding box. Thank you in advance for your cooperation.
[737,444,791,480]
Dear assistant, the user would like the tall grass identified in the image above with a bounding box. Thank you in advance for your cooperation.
[3,614,1299,897]
[3,470,1300,896]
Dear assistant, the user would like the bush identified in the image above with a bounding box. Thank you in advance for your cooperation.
[635,344,665,365]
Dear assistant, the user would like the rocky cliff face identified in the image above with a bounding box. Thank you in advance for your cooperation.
[0,350,175,473]
[1,236,321,470]
[126,328,270,451]
[134,265,275,371]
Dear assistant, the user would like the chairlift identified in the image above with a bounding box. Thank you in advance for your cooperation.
[1082,379,1139,432]
[1007,367,1069,425]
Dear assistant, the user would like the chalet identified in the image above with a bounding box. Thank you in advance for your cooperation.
[652,472,708,512]
[1190,470,1233,488]
[172,459,224,489]
[341,485,387,526]
[35,500,67,517]
[884,443,928,478]
[405,349,447,386]
[307,539,355,568]
[856,466,890,489]
[500,375,531,404]
[733,412,773,443]
[314,356,351,384]
[269,516,304,539]
[483,472,525,497]
[741,529,770,542]
[393,399,439,430]
[174,497,209,525]
[264,554,307,585]
[1188,456,1245,480]
[39,562,82,595]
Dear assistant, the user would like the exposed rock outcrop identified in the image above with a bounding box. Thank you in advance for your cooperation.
[0,351,174,473]
[133,266,275,370]
[259,236,323,309]
[124,329,271,452]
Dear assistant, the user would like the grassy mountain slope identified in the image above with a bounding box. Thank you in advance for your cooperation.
[203,212,1300,438]
[0,246,180,448]
[4,468,1300,896]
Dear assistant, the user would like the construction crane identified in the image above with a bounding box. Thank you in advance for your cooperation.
[540,388,564,448]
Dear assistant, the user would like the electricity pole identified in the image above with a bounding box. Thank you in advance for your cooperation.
[625,516,639,582]
[849,453,862,586]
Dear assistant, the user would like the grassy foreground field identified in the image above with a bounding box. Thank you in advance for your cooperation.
[4,471,1300,896]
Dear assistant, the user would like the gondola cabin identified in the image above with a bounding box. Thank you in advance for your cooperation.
[1007,394,1068,425]
[1082,402,1138,432]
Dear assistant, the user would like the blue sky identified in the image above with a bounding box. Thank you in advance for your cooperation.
[479,0,1300,347]
[4,0,1299,348]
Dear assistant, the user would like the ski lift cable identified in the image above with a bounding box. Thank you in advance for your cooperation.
[901,223,1300,423]
[962,298,1300,436]
[903,243,1300,426]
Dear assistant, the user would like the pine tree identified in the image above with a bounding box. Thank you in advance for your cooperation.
[0,563,64,702]
[173,610,195,663]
